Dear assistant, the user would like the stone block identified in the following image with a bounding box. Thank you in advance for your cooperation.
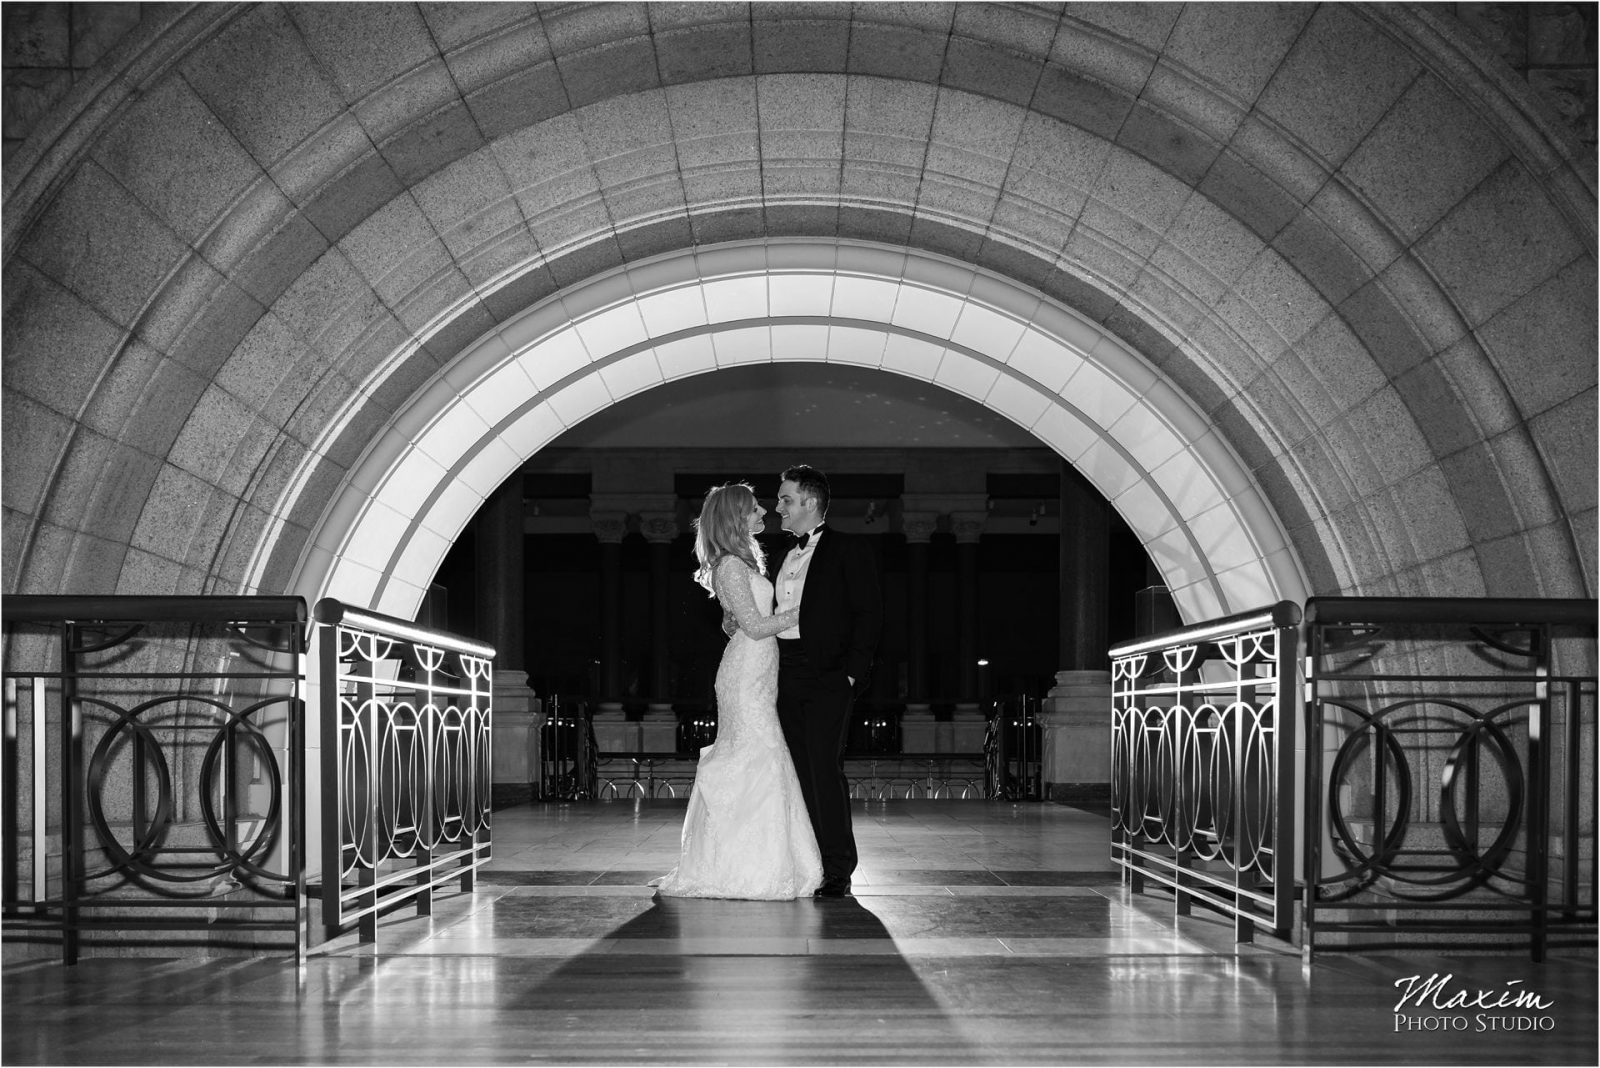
[1349,386,1437,485]
[1337,276,1432,380]
[495,114,603,219]
[1529,387,1598,515]
[1390,359,1475,460]
[1197,148,1300,242]
[1,387,73,515]
[1254,3,1420,165]
[1117,100,1222,188]
[2,261,124,419]
[1271,208,1372,308]
[4,4,69,66]
[155,267,269,383]
[18,161,189,329]
[269,246,370,349]
[1474,529,1542,597]
[1438,442,1523,544]
[354,59,458,144]
[91,76,264,246]
[544,235,626,288]
[1042,670,1113,787]
[390,259,470,341]
[1030,62,1134,142]
[129,463,220,559]
[69,440,160,569]
[1165,3,1311,103]
[421,300,499,366]
[417,1,537,53]
[752,16,850,75]
[1298,316,1387,415]
[1416,159,1583,327]
[656,23,752,84]
[766,202,842,238]
[179,4,347,167]
[616,216,694,263]
[1457,3,1527,69]
[845,22,945,82]
[114,546,188,596]
[287,2,439,102]
[1395,465,1474,564]
[11,515,71,594]
[834,204,912,247]
[1233,246,1330,347]
[941,38,1039,108]
[559,36,661,108]
[331,311,415,396]
[165,384,258,486]
[1340,73,1510,244]
[70,2,140,68]
[481,264,560,324]
[908,214,983,262]
[59,529,133,595]
[2,66,73,143]
[296,148,405,247]
[465,61,569,141]
[223,203,332,312]
[544,1,649,56]
[364,346,443,418]
[377,99,486,187]
[1568,507,1598,594]
[681,204,762,246]
[1476,255,1598,419]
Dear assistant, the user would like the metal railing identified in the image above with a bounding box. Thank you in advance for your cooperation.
[1109,601,1301,943]
[1303,597,1596,960]
[2,596,308,963]
[314,599,494,944]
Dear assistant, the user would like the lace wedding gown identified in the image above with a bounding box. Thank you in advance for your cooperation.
[654,556,823,900]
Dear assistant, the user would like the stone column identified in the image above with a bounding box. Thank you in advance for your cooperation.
[638,510,680,752]
[949,510,988,754]
[1042,462,1112,802]
[475,481,542,795]
[474,480,525,670]
[589,508,635,752]
[899,511,938,752]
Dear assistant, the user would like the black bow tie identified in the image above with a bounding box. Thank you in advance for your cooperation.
[795,525,823,550]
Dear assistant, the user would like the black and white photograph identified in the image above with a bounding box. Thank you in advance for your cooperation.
[2,2,1595,1065]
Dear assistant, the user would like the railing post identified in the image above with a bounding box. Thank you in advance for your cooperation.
[60,623,81,966]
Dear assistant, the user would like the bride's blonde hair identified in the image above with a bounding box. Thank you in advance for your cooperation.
[693,482,765,594]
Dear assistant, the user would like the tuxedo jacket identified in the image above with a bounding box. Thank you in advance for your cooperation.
[783,527,883,693]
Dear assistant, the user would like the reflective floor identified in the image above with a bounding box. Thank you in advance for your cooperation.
[4,800,1596,1065]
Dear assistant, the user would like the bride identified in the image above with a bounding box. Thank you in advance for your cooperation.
[653,483,823,900]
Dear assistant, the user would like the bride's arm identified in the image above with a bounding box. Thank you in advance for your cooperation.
[714,557,799,640]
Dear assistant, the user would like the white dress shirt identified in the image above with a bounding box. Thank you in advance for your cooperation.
[774,527,822,640]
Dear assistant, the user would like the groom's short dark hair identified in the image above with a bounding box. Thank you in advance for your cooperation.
[781,464,830,515]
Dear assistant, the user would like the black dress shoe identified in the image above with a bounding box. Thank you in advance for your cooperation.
[814,879,852,898]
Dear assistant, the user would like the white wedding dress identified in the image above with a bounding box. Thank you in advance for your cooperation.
[653,556,823,900]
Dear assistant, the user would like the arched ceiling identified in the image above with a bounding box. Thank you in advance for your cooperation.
[2,2,1594,612]
[546,363,1042,450]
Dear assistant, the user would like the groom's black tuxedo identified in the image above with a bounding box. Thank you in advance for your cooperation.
[775,525,882,889]
[789,526,882,695]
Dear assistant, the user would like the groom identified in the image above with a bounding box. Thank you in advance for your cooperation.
[769,464,882,897]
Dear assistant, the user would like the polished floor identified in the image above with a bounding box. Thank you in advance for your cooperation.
[4,800,1596,1066]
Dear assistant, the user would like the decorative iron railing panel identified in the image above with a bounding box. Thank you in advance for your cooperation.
[314,599,493,944]
[1304,597,1596,960]
[1110,602,1301,942]
[2,596,307,964]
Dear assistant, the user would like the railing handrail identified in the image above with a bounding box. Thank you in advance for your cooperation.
[1305,596,1597,626]
[313,597,494,658]
[2,594,306,624]
[1108,599,1301,659]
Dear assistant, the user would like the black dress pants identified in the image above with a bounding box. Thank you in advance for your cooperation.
[775,639,857,882]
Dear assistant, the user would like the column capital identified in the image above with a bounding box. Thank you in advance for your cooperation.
[638,511,680,544]
[590,508,628,544]
[950,510,988,544]
[900,511,939,543]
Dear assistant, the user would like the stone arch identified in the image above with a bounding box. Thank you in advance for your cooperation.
[297,239,1306,623]
[4,3,1593,612]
